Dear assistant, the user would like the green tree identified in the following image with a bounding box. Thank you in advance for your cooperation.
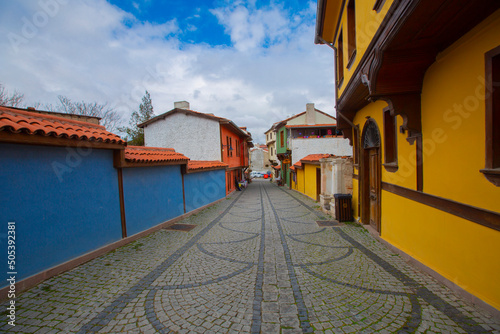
[119,91,155,146]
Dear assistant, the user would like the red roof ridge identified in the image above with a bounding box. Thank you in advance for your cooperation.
[138,107,251,140]
[188,160,228,170]
[282,111,306,123]
[126,146,176,152]
[182,108,225,120]
[138,107,224,128]
[275,108,336,128]
[124,146,188,164]
[0,106,125,145]
[0,106,107,130]
[300,153,332,163]
[285,123,337,128]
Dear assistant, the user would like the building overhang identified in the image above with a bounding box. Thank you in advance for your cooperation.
[315,0,344,45]
[277,152,291,162]
[317,0,500,144]
[220,119,251,139]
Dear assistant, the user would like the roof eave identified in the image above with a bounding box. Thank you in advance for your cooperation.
[186,165,228,174]
[139,108,221,128]
[315,0,327,44]
[220,119,250,139]
[119,159,189,168]
[0,131,126,149]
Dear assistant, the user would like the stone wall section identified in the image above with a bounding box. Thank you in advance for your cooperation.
[319,157,353,218]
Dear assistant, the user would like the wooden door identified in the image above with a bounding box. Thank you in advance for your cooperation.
[316,168,321,201]
[368,149,380,232]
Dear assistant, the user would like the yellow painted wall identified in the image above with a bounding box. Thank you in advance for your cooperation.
[292,172,297,190]
[353,100,419,190]
[352,178,359,219]
[348,10,500,311]
[294,168,305,195]
[420,10,500,212]
[335,0,395,97]
[304,164,320,200]
[382,191,500,310]
[383,115,419,190]
[379,10,500,311]
[352,101,385,224]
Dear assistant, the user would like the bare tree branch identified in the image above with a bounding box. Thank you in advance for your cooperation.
[46,95,122,132]
[0,84,24,107]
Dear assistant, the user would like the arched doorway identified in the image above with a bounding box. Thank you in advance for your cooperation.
[361,118,382,233]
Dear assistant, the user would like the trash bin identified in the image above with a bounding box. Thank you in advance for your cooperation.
[334,194,352,222]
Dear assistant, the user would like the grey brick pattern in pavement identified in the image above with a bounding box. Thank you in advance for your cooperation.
[1,179,499,333]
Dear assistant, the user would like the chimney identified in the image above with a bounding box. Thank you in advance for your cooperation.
[306,103,316,125]
[240,127,247,131]
[174,101,190,110]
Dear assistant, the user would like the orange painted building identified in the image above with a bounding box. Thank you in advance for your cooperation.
[140,101,253,196]
[220,122,251,194]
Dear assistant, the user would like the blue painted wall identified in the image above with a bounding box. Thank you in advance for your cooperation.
[184,169,226,212]
[122,165,184,236]
[0,143,122,286]
[0,142,227,290]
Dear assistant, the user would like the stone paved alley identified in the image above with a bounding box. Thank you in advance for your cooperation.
[2,179,499,333]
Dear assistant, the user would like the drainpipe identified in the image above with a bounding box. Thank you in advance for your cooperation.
[337,109,357,129]
[317,36,337,52]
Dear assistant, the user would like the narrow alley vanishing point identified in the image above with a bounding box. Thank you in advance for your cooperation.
[3,180,498,333]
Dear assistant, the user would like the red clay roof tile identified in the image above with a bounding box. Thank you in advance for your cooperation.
[188,160,228,171]
[125,146,189,164]
[300,154,332,163]
[0,106,125,145]
[290,162,302,170]
[285,123,337,128]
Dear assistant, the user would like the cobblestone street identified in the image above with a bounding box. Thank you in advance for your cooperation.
[2,179,499,333]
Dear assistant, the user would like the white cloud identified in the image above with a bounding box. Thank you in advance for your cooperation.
[210,3,292,53]
[0,0,335,144]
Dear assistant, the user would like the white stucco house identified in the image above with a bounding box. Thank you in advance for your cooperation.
[139,101,221,161]
[139,101,253,161]
[249,146,271,173]
[265,126,277,165]
[285,103,352,165]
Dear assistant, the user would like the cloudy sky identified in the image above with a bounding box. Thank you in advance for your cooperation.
[0,0,335,143]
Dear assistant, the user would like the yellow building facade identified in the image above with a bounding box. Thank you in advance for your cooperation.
[316,0,500,313]
[291,164,305,194]
[291,154,330,200]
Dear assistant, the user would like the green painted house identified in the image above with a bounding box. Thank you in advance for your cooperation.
[275,122,291,187]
